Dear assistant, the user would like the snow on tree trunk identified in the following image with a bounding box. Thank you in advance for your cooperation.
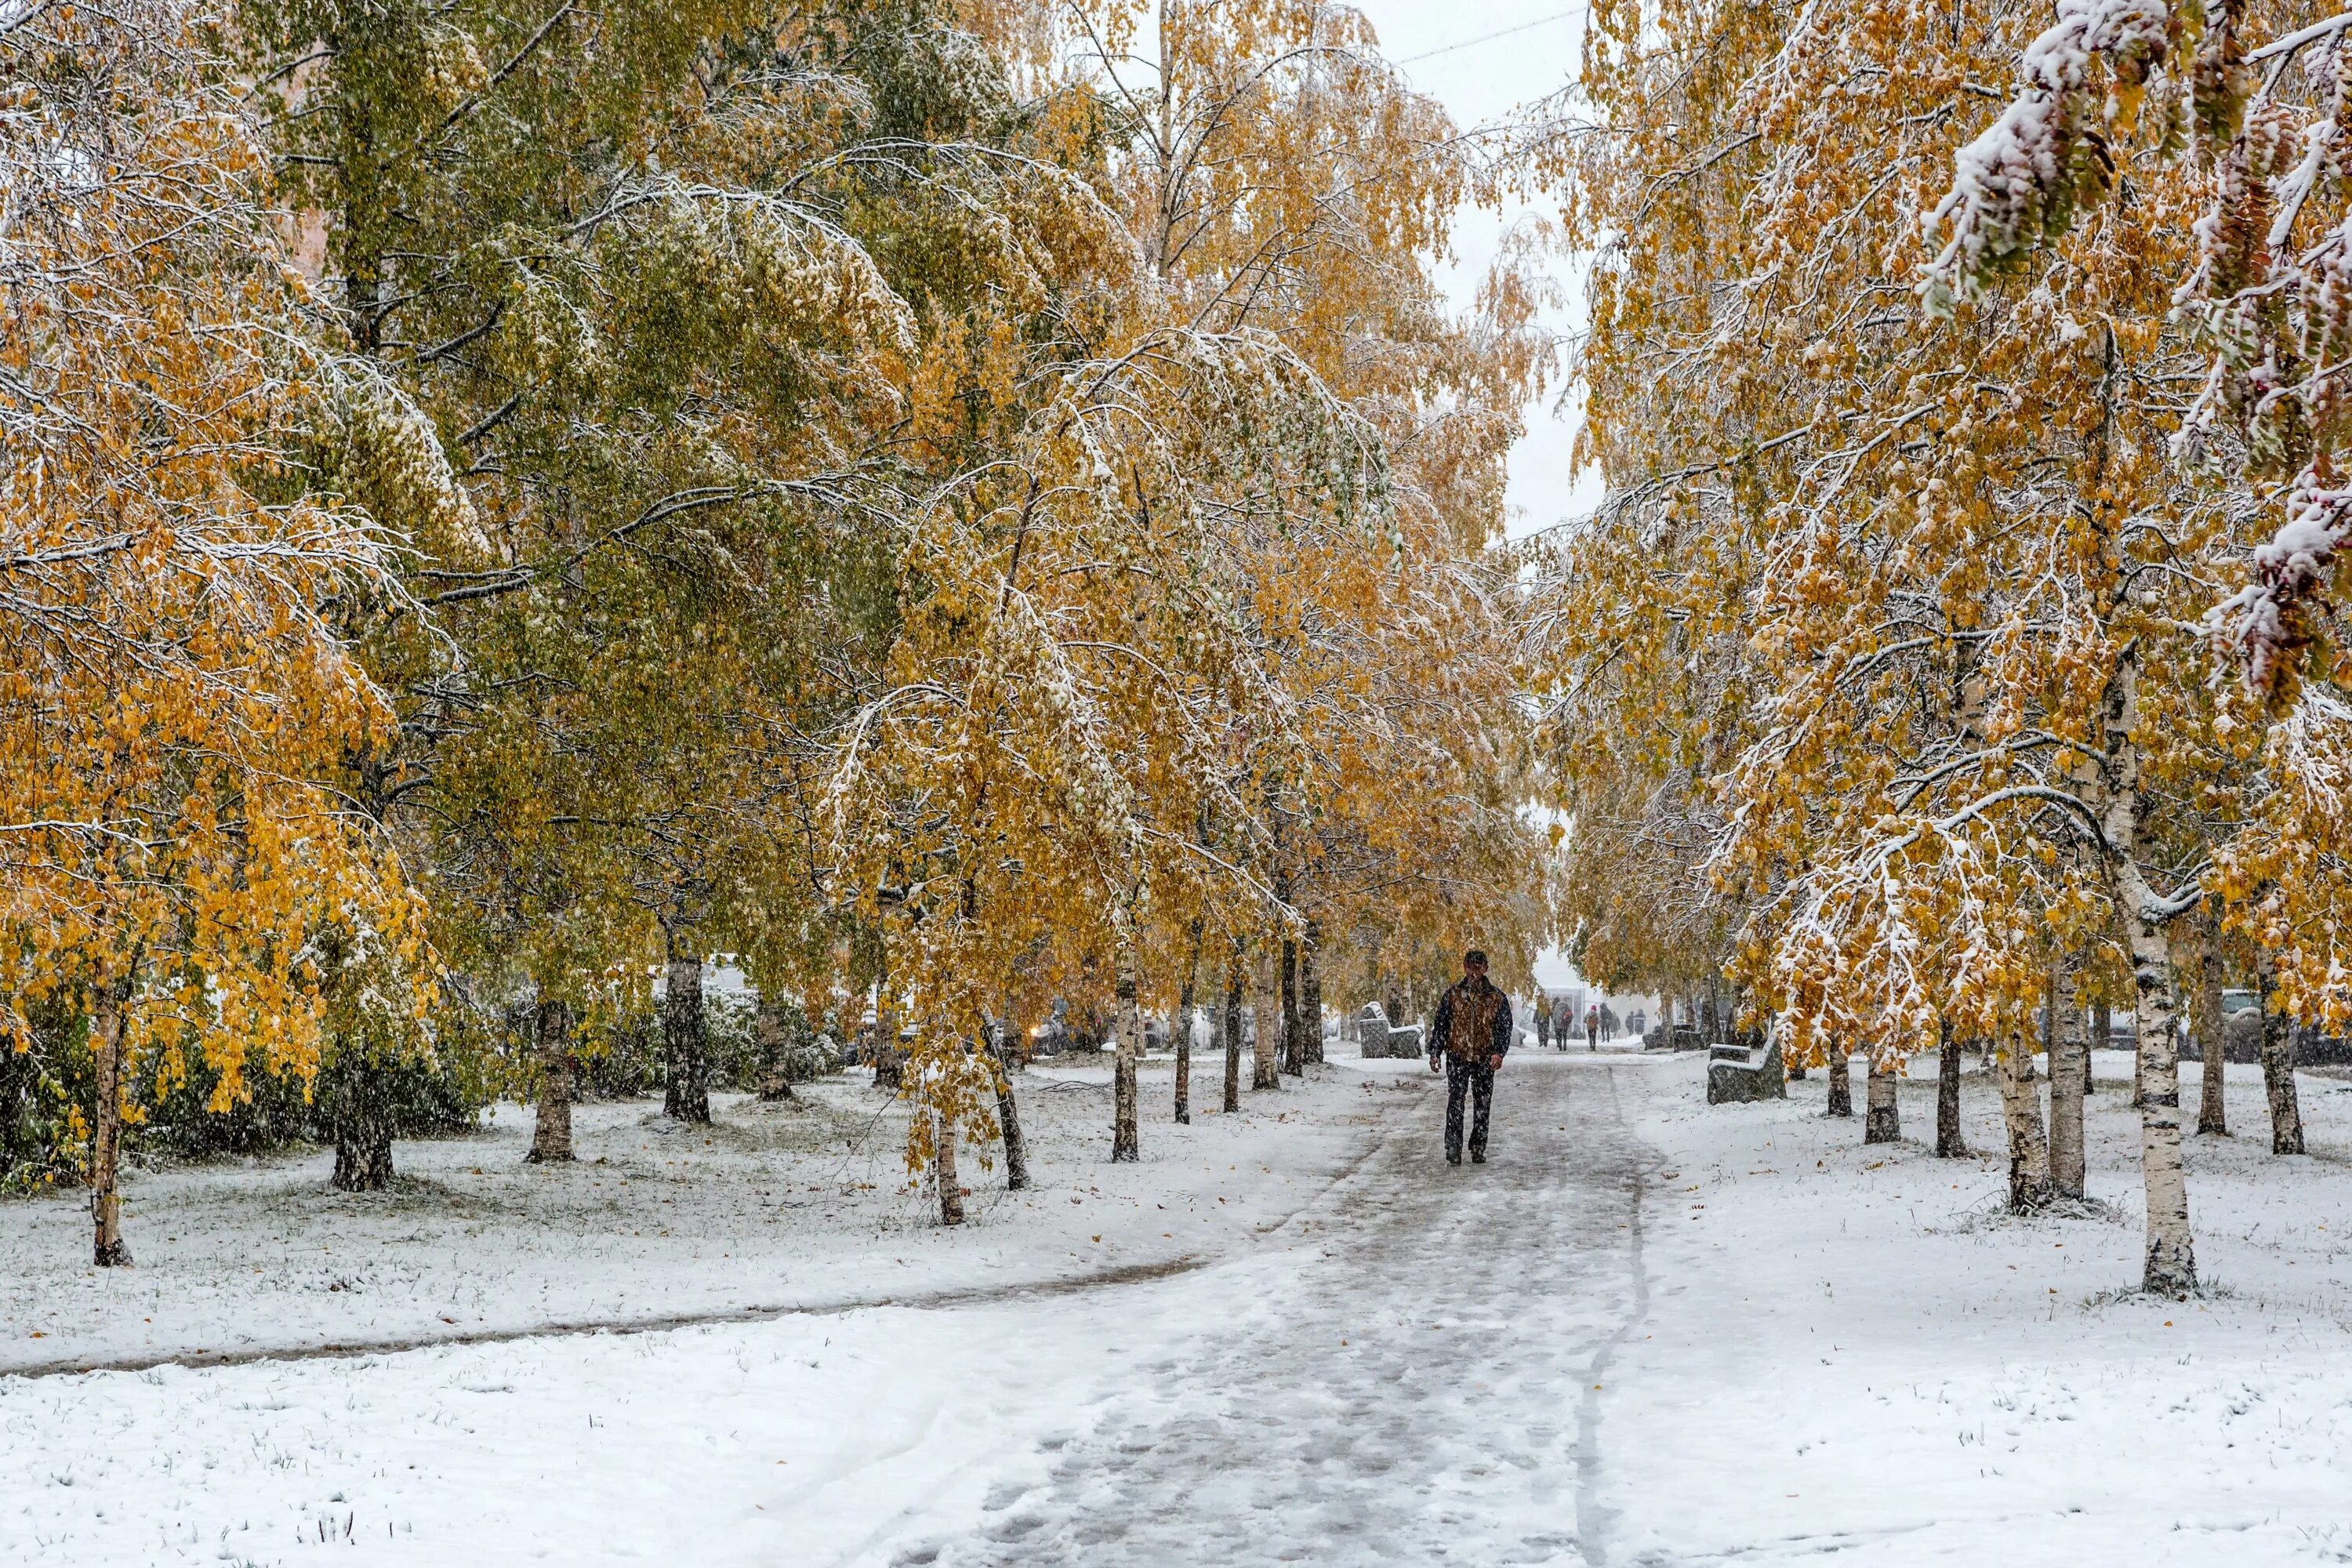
[992,1007,1032,1190]
[529,996,575,1163]
[1935,1022,1965,1158]
[934,1102,964,1225]
[662,939,711,1123]
[753,995,793,1103]
[1827,1040,1853,1117]
[1250,943,1281,1091]
[2191,911,2227,1138]
[1864,1054,1899,1143]
[1998,1027,2053,1212]
[2049,966,2089,1200]
[1174,973,1194,1125]
[2255,946,2305,1156]
[89,988,130,1268]
[1221,962,1243,1113]
[1112,937,1143,1162]
[1301,919,1324,1065]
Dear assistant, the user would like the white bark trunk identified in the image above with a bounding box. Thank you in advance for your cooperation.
[1250,942,1281,1091]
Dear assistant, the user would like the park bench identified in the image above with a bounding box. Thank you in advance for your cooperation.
[1706,1036,1787,1105]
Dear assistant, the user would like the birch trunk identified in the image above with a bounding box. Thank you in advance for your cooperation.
[1250,942,1281,1091]
[2192,911,2227,1138]
[1934,1022,1965,1158]
[934,1104,964,1224]
[1111,936,1143,1161]
[662,936,710,1123]
[2049,966,2088,1200]
[2254,946,2305,1156]
[1827,1040,1853,1117]
[90,987,130,1268]
[1174,973,1194,1125]
[753,994,793,1103]
[870,985,903,1092]
[1864,1054,1899,1143]
[1279,937,1302,1076]
[992,1012,1032,1190]
[2097,647,2196,1294]
[529,996,575,1163]
[1222,959,1243,1113]
[1998,1028,2053,1211]
[327,1047,397,1192]
[2089,1000,2107,1094]
[1301,919,1324,1065]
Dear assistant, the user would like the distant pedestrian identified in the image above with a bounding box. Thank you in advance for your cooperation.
[1428,949,1513,1165]
[1586,1004,1600,1052]
[1535,1000,1552,1051]
[1552,999,1571,1051]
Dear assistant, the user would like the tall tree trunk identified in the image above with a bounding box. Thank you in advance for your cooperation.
[1111,935,1143,1161]
[2193,909,2227,1137]
[1934,1021,1965,1158]
[1279,937,1302,1076]
[1174,971,1195,1125]
[870,984,902,1092]
[2254,945,2305,1156]
[2049,965,2088,1200]
[2097,648,2194,1293]
[89,986,131,1267]
[1998,1028,2053,1211]
[992,1010,1032,1189]
[753,994,793,1103]
[1301,918,1324,1065]
[1864,1054,1900,1143]
[2088,1000,2107,1094]
[934,1103,964,1225]
[1250,942,1281,1091]
[323,1032,398,1193]
[2124,906,2193,1291]
[662,936,711,1123]
[529,996,576,1163]
[1222,957,1243,1114]
[1827,1039,1853,1117]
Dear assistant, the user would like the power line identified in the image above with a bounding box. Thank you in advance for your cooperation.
[1395,6,1585,66]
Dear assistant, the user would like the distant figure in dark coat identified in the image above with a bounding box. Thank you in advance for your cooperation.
[1534,1000,1552,1051]
[1427,949,1513,1165]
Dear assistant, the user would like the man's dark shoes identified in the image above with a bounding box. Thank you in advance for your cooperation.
[1446,1152,1462,1166]
[1471,1151,1487,1164]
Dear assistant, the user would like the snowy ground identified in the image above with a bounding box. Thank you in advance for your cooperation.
[0,1058,1404,1376]
[7,1049,2352,1565]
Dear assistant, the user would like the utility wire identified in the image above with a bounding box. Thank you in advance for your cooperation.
[1395,6,1585,65]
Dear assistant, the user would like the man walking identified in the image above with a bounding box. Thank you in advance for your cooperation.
[1586,1004,1601,1052]
[1427,949,1512,1165]
[1534,997,1552,1051]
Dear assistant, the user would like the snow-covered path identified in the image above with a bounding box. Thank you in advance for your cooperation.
[892,1057,1653,1566]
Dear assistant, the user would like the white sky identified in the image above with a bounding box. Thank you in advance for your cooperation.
[1359,0,1604,543]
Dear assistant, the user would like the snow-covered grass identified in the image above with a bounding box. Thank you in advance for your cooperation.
[0,1055,1425,1375]
[1601,1049,2352,1564]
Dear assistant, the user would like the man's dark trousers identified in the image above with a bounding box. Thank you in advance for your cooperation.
[1444,1058,1494,1162]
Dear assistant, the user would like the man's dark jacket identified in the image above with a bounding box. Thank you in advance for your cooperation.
[1430,978,1513,1064]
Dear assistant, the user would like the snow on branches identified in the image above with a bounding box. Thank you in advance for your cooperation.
[1921,0,2176,315]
